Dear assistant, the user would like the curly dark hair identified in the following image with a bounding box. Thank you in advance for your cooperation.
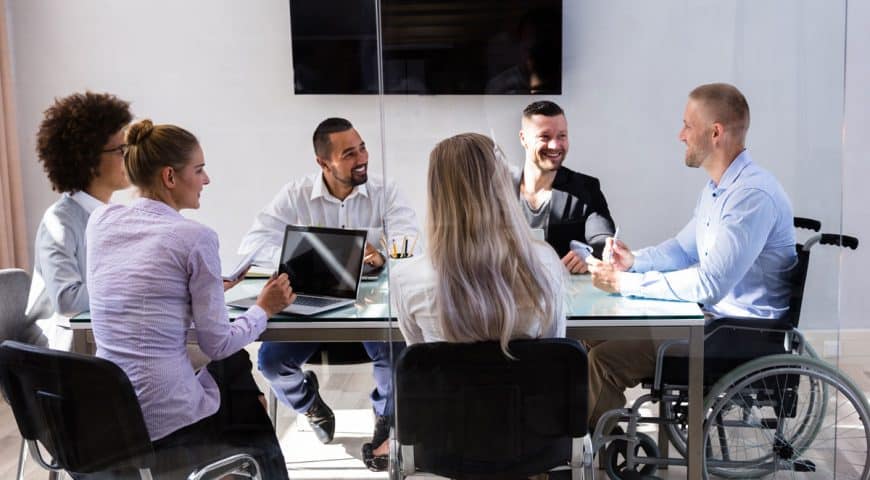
[36,92,132,193]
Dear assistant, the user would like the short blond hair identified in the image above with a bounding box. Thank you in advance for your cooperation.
[689,83,750,139]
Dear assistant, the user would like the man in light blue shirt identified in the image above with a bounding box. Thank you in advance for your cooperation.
[586,83,797,430]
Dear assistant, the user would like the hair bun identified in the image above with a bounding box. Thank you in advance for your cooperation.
[126,119,155,145]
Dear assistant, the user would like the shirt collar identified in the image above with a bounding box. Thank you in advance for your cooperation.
[708,149,752,194]
[131,197,184,219]
[311,173,368,202]
[68,190,104,214]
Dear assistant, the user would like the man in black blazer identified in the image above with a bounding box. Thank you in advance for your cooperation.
[514,100,616,273]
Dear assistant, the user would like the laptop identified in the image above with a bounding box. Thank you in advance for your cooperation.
[228,225,367,315]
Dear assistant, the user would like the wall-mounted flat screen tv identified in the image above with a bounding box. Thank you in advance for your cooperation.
[289,0,562,94]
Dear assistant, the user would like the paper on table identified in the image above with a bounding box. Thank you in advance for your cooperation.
[222,250,259,281]
[569,240,594,260]
[244,266,273,278]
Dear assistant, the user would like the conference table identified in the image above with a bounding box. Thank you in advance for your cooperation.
[71,273,706,478]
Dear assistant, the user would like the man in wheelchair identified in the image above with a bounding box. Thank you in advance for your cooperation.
[587,84,870,479]
[587,81,796,435]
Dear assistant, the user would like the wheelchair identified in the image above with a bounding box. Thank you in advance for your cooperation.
[592,219,870,479]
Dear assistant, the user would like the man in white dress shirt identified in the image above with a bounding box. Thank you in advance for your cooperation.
[239,118,417,465]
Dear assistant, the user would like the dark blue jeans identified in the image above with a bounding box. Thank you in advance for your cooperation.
[258,341,403,416]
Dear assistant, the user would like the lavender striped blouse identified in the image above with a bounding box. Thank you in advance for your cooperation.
[86,198,267,441]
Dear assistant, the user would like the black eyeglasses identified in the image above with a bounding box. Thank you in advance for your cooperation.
[101,144,128,156]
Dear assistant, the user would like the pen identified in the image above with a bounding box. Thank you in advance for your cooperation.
[605,227,620,264]
[408,235,418,257]
[391,239,398,258]
[402,236,408,257]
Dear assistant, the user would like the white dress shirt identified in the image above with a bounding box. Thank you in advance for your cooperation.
[391,242,567,344]
[239,173,419,267]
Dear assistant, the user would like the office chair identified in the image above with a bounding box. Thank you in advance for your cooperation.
[391,338,594,480]
[0,340,263,480]
[0,268,40,480]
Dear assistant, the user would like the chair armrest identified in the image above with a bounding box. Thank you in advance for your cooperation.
[186,453,260,480]
[651,316,794,391]
[653,340,689,391]
[705,316,793,336]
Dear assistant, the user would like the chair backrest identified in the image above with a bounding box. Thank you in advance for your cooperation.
[0,340,154,474]
[0,269,31,342]
[785,245,811,328]
[395,338,588,479]
[785,217,820,328]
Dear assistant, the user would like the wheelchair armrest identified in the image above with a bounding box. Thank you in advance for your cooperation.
[186,453,261,480]
[653,339,689,392]
[705,316,793,336]
[651,317,795,392]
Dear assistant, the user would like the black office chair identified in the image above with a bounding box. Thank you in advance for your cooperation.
[391,338,594,480]
[0,340,263,480]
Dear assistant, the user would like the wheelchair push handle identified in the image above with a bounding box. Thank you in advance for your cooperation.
[793,217,822,232]
[819,234,859,250]
[804,233,859,251]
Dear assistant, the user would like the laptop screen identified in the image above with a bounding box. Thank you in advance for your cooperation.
[278,225,367,299]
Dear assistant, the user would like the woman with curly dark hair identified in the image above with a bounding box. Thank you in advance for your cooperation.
[25,92,133,347]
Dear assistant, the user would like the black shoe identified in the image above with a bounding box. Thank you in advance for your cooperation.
[362,411,392,472]
[303,371,335,444]
[372,412,392,447]
[361,442,389,471]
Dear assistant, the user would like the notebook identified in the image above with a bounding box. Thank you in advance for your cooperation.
[228,225,367,316]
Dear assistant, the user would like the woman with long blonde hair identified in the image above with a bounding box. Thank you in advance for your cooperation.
[392,132,565,353]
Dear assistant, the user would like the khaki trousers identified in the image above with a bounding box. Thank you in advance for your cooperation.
[585,339,662,431]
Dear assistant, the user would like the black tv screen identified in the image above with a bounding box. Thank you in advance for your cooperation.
[289,0,562,94]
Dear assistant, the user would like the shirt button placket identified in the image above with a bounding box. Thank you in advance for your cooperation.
[340,202,346,229]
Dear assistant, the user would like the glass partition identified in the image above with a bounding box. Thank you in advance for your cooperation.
[5,0,857,478]
[379,1,854,478]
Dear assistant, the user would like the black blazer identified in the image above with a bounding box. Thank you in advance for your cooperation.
[514,166,616,258]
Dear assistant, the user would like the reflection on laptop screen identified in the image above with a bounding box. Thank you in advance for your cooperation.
[279,227,366,298]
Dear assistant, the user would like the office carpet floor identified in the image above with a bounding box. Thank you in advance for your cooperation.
[2,332,868,479]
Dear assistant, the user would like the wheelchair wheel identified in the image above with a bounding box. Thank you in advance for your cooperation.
[701,353,829,479]
[662,392,690,459]
[703,354,870,479]
[604,431,659,479]
[661,342,825,468]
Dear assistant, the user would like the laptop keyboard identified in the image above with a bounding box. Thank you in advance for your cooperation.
[293,296,338,307]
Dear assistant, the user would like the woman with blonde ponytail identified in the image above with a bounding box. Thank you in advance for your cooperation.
[85,119,293,479]
[392,133,566,354]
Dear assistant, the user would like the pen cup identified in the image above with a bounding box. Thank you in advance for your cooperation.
[387,235,416,259]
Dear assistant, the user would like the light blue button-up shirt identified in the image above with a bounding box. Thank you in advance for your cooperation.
[619,150,797,319]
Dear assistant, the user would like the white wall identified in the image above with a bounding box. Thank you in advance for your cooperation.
[8,0,862,328]
[842,0,870,332]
